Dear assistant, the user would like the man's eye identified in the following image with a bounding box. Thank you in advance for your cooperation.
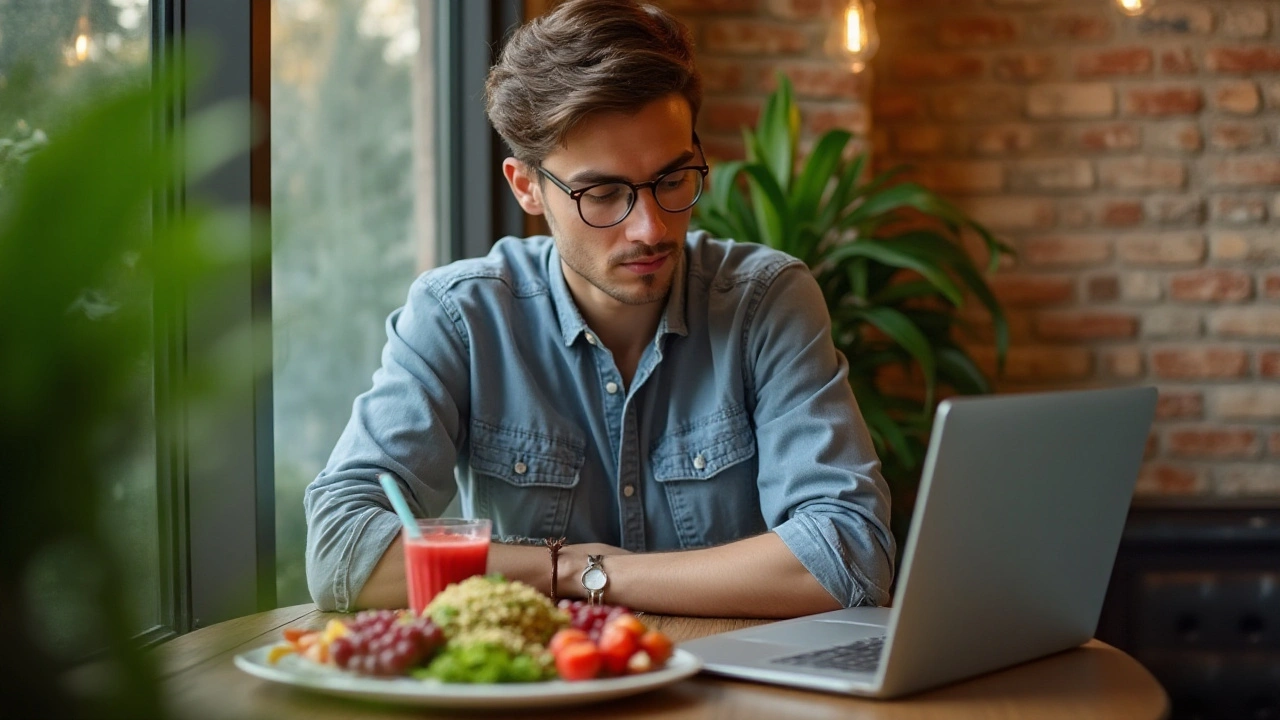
[583,186,627,203]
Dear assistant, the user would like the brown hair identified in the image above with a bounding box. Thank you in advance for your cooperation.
[485,0,702,167]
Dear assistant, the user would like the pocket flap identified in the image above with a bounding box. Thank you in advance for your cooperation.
[470,419,585,488]
[651,405,756,482]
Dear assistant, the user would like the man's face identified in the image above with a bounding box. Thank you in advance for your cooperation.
[536,94,697,311]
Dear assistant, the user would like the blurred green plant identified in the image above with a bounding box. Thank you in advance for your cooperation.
[694,75,1012,519]
[0,63,249,717]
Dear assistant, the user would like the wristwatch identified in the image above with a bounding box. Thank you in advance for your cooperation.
[581,554,608,606]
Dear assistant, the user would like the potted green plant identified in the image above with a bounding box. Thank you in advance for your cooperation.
[694,75,1012,533]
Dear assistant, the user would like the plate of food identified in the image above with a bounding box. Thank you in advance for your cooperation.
[234,576,702,709]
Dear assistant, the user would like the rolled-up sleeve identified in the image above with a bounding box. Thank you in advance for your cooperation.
[747,263,896,607]
[303,275,471,611]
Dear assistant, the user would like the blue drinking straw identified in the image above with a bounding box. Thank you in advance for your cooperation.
[378,472,423,540]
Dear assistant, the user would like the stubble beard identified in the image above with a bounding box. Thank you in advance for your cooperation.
[547,209,681,307]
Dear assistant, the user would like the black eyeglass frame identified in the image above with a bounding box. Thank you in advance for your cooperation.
[536,138,710,229]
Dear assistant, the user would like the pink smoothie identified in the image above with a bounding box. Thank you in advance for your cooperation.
[405,532,490,615]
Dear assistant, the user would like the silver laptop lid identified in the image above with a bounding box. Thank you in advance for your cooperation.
[876,386,1157,697]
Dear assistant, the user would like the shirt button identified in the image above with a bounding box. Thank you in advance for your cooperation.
[585,333,597,346]
[513,461,528,475]
[693,454,707,470]
[623,484,635,498]
[605,381,619,394]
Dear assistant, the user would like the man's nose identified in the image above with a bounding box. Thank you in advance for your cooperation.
[625,188,668,246]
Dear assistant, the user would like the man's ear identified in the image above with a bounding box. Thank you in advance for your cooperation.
[503,158,544,216]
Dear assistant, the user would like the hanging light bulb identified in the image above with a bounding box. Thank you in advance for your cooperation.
[826,0,879,73]
[1114,0,1156,16]
[66,13,92,65]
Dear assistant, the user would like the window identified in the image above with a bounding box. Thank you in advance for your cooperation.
[270,0,439,605]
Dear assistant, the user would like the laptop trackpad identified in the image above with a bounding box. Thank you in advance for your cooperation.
[741,619,885,647]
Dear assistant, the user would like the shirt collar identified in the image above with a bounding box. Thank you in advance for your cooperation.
[547,237,691,348]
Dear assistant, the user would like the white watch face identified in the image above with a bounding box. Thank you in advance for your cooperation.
[582,567,607,591]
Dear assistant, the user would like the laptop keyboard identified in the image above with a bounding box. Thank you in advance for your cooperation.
[770,636,886,673]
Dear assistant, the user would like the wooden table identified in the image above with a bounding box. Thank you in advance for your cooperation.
[157,604,1169,719]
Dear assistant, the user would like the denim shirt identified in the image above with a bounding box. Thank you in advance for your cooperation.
[304,232,896,612]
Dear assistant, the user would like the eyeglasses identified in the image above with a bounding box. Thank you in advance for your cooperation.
[537,143,709,229]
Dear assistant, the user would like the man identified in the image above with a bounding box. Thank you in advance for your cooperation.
[305,0,894,618]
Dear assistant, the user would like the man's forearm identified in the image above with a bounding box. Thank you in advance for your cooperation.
[556,532,841,618]
[354,537,571,609]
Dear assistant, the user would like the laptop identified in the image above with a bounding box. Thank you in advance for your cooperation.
[681,386,1158,699]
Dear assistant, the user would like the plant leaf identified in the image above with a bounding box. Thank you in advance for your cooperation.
[847,306,937,410]
[822,239,966,306]
[757,73,795,194]
[742,163,790,251]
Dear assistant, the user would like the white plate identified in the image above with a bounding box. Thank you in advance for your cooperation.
[234,644,703,709]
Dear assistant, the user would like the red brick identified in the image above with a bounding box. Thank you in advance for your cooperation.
[961,197,1056,230]
[1134,462,1209,497]
[1208,157,1280,187]
[663,0,757,10]
[699,60,749,94]
[993,53,1056,82]
[1078,123,1141,152]
[704,21,810,55]
[1261,350,1280,378]
[770,62,867,101]
[1209,123,1269,152]
[762,0,827,20]
[1222,6,1271,39]
[1123,87,1204,116]
[1123,272,1166,303]
[699,134,745,162]
[1022,235,1111,267]
[702,99,764,135]
[1008,159,1095,191]
[1136,5,1214,35]
[1167,428,1259,459]
[1075,47,1153,78]
[1035,311,1139,341]
[800,104,869,136]
[1156,390,1204,420]
[1210,195,1267,225]
[1212,81,1262,115]
[1209,308,1280,339]
[1036,12,1113,43]
[971,124,1036,155]
[1099,158,1187,190]
[914,161,1004,194]
[1265,272,1280,299]
[1210,230,1280,262]
[873,91,926,121]
[1102,201,1143,227]
[1143,308,1201,337]
[892,53,986,83]
[1213,388,1280,421]
[937,16,1019,47]
[1217,465,1280,497]
[1145,196,1204,225]
[1169,270,1254,303]
[1151,347,1250,379]
[1207,47,1280,74]
[987,274,1075,307]
[1145,122,1202,153]
[1117,232,1205,266]
[1104,346,1144,378]
[1058,200,1092,228]
[972,345,1093,381]
[933,87,1023,121]
[1271,431,1280,457]
[1027,83,1115,119]
[1087,274,1119,301]
[1160,47,1197,75]
[893,126,945,155]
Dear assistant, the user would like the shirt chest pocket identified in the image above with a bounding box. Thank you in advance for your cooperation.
[469,419,585,539]
[650,405,762,548]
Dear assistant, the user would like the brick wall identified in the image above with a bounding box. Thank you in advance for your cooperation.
[522,0,1280,503]
[871,0,1280,502]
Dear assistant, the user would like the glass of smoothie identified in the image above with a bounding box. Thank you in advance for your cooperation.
[404,517,491,615]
